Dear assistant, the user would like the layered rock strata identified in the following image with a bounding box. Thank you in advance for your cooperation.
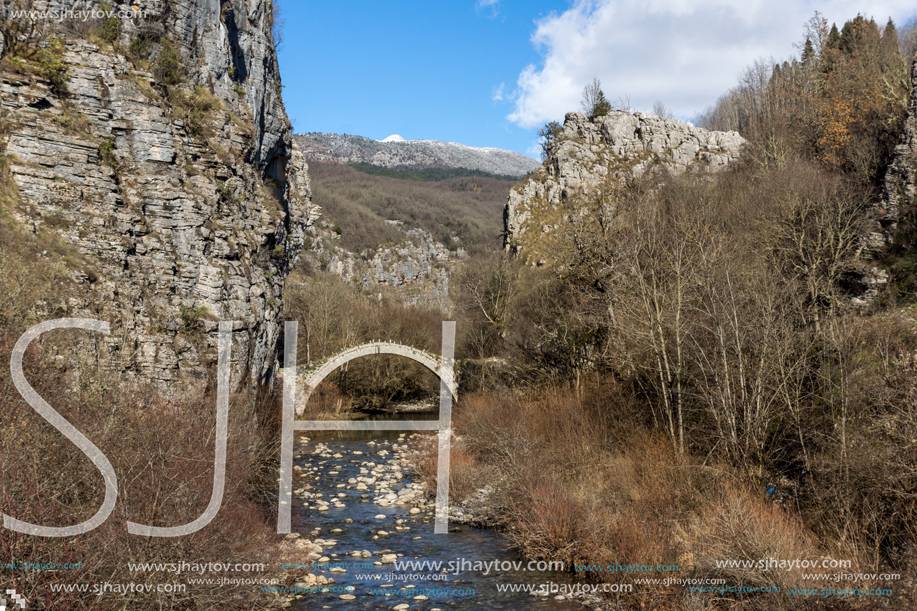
[1,0,317,386]
[874,56,917,249]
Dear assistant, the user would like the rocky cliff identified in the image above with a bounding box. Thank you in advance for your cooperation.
[0,0,317,386]
[876,56,917,250]
[504,111,745,260]
[300,220,459,311]
[847,55,917,304]
[296,132,540,177]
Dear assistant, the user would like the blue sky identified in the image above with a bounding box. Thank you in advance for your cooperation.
[278,1,916,158]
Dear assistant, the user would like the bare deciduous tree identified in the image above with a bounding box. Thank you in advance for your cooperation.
[581,77,611,119]
[580,77,602,116]
[269,0,284,50]
[763,180,863,332]
[652,100,673,118]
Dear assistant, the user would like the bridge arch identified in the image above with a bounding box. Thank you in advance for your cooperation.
[293,341,457,416]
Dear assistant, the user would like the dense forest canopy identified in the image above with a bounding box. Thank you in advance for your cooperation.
[697,13,915,191]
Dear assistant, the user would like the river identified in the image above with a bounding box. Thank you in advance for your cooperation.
[288,410,586,610]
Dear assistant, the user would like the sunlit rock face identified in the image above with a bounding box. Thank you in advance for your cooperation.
[876,57,917,248]
[504,111,745,260]
[851,56,917,305]
[2,0,319,387]
[301,223,459,312]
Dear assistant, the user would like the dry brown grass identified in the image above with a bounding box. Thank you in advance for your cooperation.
[0,329,289,610]
[298,380,354,419]
[689,482,822,590]
[406,434,490,506]
[411,380,874,610]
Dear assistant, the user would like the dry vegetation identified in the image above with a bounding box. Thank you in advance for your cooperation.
[0,4,309,609]
[400,13,917,610]
[4,5,917,610]
[0,221,303,610]
[308,160,512,254]
[0,358,288,610]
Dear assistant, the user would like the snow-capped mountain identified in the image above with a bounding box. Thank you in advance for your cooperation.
[295,132,540,177]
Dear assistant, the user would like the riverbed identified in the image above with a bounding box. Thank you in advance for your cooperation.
[287,411,589,610]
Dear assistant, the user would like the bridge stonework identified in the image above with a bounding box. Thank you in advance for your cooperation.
[278,322,458,535]
[282,341,458,416]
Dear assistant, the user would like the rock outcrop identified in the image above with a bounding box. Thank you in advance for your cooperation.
[875,56,917,249]
[301,221,460,311]
[849,55,917,304]
[1,0,317,386]
[504,111,745,258]
[296,132,541,177]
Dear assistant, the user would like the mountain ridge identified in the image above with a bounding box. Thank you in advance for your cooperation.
[295,132,541,177]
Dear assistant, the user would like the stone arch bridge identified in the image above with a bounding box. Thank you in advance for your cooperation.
[288,341,458,416]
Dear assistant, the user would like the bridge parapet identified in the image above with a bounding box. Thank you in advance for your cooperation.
[278,341,456,416]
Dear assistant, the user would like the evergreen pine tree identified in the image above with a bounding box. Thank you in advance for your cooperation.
[590,90,612,120]
[827,23,840,48]
[881,18,899,55]
[801,37,815,63]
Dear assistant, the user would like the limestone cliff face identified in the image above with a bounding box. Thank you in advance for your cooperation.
[1,0,318,386]
[504,111,745,258]
[301,221,460,311]
[847,55,917,304]
[876,56,917,249]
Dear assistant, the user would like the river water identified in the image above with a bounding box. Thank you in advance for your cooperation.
[289,410,585,610]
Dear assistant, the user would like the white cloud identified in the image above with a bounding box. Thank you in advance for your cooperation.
[492,82,506,101]
[476,0,500,17]
[525,139,543,159]
[507,0,916,128]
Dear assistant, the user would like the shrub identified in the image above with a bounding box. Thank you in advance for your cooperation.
[407,433,491,506]
[537,120,562,160]
[54,108,92,135]
[299,380,353,419]
[0,329,291,610]
[152,40,182,86]
[1,0,47,60]
[416,382,859,608]
[177,303,207,333]
[128,36,149,58]
[97,136,118,169]
[36,35,68,94]
[218,182,240,202]
[96,2,120,43]
[269,0,283,50]
[171,86,222,137]
[689,480,829,597]
[581,77,611,120]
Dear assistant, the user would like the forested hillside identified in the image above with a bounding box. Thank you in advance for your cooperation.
[397,14,917,610]
[307,160,509,254]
